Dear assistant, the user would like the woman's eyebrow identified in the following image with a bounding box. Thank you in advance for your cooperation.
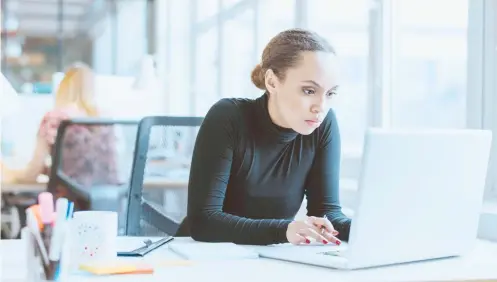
[302,80,339,91]
[302,80,322,88]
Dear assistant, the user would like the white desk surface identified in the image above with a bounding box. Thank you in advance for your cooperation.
[2,237,497,282]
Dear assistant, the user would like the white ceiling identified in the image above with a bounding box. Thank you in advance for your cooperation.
[4,0,96,37]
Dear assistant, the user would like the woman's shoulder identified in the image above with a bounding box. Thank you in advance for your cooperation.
[204,97,256,125]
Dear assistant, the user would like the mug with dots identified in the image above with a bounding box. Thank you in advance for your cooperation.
[67,211,118,271]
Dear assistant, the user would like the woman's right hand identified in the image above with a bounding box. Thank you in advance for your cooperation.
[286,217,341,245]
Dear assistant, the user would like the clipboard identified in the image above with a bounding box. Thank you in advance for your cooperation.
[117,236,174,257]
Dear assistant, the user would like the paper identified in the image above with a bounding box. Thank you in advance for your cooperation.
[253,242,346,258]
[168,241,259,261]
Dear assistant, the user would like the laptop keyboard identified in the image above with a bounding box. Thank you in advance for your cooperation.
[318,249,342,257]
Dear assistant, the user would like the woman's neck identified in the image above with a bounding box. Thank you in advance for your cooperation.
[267,93,291,129]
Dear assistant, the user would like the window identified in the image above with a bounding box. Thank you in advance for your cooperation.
[194,27,219,115]
[156,0,496,202]
[256,0,295,56]
[164,0,192,116]
[307,0,371,154]
[221,4,256,99]
[197,0,219,22]
[390,0,468,128]
[115,0,147,75]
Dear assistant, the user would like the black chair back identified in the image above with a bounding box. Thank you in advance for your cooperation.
[48,118,139,234]
[125,116,203,236]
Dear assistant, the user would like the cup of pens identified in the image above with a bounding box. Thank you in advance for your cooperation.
[24,192,119,280]
[25,192,74,281]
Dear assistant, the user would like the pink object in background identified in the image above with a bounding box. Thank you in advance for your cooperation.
[38,192,54,225]
[38,107,87,145]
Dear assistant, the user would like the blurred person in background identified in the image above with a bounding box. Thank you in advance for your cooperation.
[3,63,120,191]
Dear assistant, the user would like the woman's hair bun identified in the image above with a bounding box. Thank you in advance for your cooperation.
[250,64,266,90]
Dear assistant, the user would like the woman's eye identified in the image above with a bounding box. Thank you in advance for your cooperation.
[326,91,337,97]
[303,88,315,95]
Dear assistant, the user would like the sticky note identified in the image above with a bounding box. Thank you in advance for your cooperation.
[79,262,154,275]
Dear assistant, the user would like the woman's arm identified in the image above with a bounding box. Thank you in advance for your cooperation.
[305,109,352,241]
[13,138,50,183]
[188,99,291,245]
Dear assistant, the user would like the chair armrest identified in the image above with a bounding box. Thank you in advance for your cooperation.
[86,185,129,211]
[58,173,128,211]
[141,200,180,236]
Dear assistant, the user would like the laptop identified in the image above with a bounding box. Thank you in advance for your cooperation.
[256,128,493,270]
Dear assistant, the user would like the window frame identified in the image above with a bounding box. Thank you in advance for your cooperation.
[467,0,497,200]
[340,0,497,204]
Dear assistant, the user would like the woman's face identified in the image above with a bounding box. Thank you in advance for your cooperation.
[266,51,340,135]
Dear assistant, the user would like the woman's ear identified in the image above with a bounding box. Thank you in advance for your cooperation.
[264,69,278,94]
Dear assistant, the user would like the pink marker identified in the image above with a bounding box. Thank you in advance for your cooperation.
[38,192,54,251]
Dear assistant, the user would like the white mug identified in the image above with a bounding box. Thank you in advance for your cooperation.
[67,211,118,271]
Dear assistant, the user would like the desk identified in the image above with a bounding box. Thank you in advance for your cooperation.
[0,177,188,193]
[2,237,497,282]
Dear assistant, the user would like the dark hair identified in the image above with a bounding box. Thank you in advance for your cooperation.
[251,28,335,90]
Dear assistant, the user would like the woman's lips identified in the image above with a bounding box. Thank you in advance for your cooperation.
[305,120,321,127]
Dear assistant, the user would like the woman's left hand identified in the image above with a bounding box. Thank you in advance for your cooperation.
[306,216,341,245]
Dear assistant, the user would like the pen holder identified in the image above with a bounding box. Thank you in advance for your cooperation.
[21,226,69,281]
[21,227,51,281]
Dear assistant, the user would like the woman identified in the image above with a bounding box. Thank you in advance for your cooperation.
[7,63,119,188]
[185,29,351,246]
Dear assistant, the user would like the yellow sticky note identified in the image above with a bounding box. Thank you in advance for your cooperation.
[79,262,154,275]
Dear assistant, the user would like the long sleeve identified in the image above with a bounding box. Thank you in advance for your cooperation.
[187,99,291,245]
[305,109,352,241]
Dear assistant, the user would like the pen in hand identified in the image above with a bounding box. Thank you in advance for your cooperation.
[321,215,341,246]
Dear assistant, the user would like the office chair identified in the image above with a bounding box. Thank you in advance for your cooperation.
[125,116,203,236]
[47,118,139,234]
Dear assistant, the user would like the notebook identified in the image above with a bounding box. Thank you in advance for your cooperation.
[168,240,259,261]
[117,236,174,257]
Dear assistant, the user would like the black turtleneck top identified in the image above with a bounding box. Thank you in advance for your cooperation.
[187,93,351,245]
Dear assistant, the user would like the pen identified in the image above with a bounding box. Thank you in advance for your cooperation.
[48,198,69,280]
[30,205,44,230]
[26,208,50,267]
[322,214,341,246]
[66,201,74,219]
[321,215,328,235]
